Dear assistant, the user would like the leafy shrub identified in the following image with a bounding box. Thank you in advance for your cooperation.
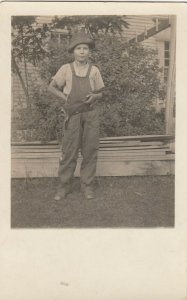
[12,86,65,142]
[12,34,166,141]
[90,35,166,136]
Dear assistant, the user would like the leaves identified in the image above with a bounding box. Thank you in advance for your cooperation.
[51,15,129,36]
[11,16,36,28]
[12,17,50,66]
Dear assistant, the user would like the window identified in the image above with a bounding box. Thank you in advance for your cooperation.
[164,41,170,82]
[50,30,69,43]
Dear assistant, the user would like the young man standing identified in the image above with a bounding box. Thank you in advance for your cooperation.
[48,32,105,200]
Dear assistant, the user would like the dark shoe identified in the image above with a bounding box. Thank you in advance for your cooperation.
[82,185,95,200]
[54,186,70,201]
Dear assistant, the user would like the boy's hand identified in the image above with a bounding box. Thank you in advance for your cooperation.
[61,107,69,120]
[84,93,98,105]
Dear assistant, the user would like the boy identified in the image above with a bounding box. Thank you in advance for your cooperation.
[48,32,105,200]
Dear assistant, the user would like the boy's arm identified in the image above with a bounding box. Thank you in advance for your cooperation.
[85,66,105,105]
[84,92,102,104]
[48,79,67,103]
[84,87,105,105]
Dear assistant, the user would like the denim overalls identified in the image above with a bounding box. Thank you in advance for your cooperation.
[59,63,99,188]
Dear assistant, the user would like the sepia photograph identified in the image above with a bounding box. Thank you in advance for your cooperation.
[1,2,187,300]
[11,14,176,228]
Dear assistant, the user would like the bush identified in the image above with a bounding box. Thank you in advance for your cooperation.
[12,86,65,142]
[12,34,166,141]
[90,35,166,136]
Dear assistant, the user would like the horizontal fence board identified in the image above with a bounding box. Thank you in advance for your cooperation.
[11,135,174,145]
[99,141,164,145]
[12,153,173,159]
[100,135,173,141]
[11,159,174,178]
[12,145,60,149]
[12,154,175,163]
[11,143,170,151]
[12,141,118,146]
[94,147,168,152]
[12,149,169,158]
[12,146,168,156]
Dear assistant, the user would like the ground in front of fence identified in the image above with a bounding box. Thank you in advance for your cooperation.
[11,176,174,228]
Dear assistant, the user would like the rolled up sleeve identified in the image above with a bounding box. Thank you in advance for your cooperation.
[52,64,68,89]
[92,66,105,91]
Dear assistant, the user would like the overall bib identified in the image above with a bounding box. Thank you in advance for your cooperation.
[59,63,99,187]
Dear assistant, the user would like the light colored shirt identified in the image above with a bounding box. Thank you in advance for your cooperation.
[52,62,105,96]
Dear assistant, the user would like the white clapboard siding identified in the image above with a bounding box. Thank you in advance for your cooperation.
[122,15,168,48]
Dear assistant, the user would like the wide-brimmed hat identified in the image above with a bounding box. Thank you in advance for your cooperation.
[68,32,95,53]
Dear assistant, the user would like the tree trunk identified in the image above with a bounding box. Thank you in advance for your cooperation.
[12,54,31,110]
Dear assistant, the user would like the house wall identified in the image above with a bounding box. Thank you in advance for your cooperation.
[123,15,157,47]
[12,62,42,114]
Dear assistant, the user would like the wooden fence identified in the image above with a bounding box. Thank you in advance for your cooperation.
[11,135,174,178]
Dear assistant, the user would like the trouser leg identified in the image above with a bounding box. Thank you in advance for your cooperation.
[59,114,81,186]
[80,110,99,186]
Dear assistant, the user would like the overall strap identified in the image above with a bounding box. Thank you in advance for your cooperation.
[70,63,76,75]
[85,64,92,77]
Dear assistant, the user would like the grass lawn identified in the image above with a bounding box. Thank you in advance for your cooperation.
[11,176,174,228]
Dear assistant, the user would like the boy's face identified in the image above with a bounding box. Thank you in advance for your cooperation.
[73,44,90,63]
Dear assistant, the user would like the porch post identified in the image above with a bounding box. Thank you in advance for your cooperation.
[165,15,176,135]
